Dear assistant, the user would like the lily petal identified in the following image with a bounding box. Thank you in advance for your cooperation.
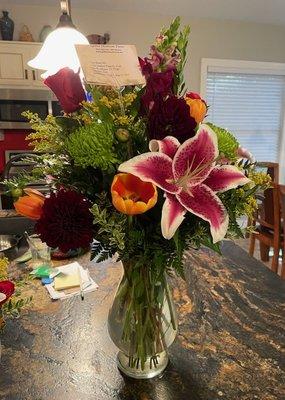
[161,193,186,239]
[119,152,179,194]
[173,124,218,188]
[204,165,251,193]
[177,184,229,243]
[149,136,180,159]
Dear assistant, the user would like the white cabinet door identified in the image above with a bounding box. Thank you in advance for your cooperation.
[0,41,45,88]
[0,42,31,86]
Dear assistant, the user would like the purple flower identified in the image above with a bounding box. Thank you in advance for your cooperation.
[139,57,153,78]
[149,45,164,69]
[141,70,174,112]
[147,96,197,142]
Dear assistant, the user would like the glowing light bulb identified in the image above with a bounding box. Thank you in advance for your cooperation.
[28,26,88,78]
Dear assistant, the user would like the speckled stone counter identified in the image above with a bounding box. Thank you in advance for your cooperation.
[0,241,284,400]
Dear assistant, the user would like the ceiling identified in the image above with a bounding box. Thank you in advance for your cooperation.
[5,0,285,26]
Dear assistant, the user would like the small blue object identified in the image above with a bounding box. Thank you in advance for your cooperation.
[41,277,53,285]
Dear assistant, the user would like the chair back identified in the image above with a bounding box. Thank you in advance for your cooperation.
[3,153,38,180]
[254,162,279,230]
[255,183,280,232]
[279,185,285,278]
[255,162,279,183]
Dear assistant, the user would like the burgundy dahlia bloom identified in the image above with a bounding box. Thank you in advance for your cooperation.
[0,281,15,306]
[35,189,93,253]
[147,96,197,142]
[44,67,86,114]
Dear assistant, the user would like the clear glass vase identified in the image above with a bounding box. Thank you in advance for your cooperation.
[108,262,177,379]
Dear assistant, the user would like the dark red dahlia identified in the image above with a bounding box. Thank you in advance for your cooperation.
[35,189,93,253]
[147,96,197,142]
[0,281,15,306]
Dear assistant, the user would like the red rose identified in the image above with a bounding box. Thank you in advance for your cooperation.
[44,67,86,114]
[0,280,15,306]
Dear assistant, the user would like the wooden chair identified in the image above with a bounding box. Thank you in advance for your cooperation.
[255,161,279,183]
[246,162,279,235]
[249,181,281,273]
[279,185,285,279]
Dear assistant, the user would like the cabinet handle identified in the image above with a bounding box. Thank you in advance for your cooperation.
[24,69,28,79]
[32,70,36,80]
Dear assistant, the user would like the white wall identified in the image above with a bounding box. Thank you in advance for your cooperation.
[1,4,285,92]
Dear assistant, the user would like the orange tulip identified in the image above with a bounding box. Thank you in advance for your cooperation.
[14,188,45,220]
[185,92,207,124]
[111,173,157,215]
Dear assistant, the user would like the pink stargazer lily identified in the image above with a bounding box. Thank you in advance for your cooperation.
[119,124,250,243]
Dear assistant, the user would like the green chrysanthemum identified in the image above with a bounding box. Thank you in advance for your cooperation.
[66,122,117,170]
[207,123,239,161]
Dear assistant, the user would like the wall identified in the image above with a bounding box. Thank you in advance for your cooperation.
[1,4,285,92]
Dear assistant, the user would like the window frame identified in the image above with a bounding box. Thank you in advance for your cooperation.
[200,58,285,183]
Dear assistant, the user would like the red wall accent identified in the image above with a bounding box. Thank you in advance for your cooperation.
[0,130,33,173]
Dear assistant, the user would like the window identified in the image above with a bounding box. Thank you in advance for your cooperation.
[201,59,285,179]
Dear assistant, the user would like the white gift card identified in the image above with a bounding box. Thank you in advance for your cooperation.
[76,44,145,87]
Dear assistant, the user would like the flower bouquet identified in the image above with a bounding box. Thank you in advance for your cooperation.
[13,17,270,378]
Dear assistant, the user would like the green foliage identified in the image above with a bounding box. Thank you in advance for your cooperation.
[91,193,127,258]
[175,25,191,96]
[66,122,118,170]
[28,153,69,182]
[90,241,116,263]
[157,16,191,96]
[207,122,239,160]
[2,295,33,318]
[22,111,65,153]
[89,186,225,280]
[159,16,181,44]
[1,173,30,198]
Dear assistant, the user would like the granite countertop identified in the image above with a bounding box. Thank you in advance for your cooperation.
[0,241,284,400]
[0,209,18,218]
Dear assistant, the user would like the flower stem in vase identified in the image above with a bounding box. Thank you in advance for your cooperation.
[108,262,178,379]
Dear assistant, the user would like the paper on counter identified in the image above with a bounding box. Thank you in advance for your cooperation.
[45,261,98,300]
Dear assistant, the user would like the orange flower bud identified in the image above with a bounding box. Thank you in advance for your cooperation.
[14,189,45,220]
[111,173,157,215]
[185,92,207,124]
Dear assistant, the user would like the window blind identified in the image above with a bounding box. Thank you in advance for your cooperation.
[205,72,285,162]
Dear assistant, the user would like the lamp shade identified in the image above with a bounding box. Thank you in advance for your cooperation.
[28,26,88,78]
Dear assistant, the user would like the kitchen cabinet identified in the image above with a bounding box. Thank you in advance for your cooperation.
[0,41,45,88]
